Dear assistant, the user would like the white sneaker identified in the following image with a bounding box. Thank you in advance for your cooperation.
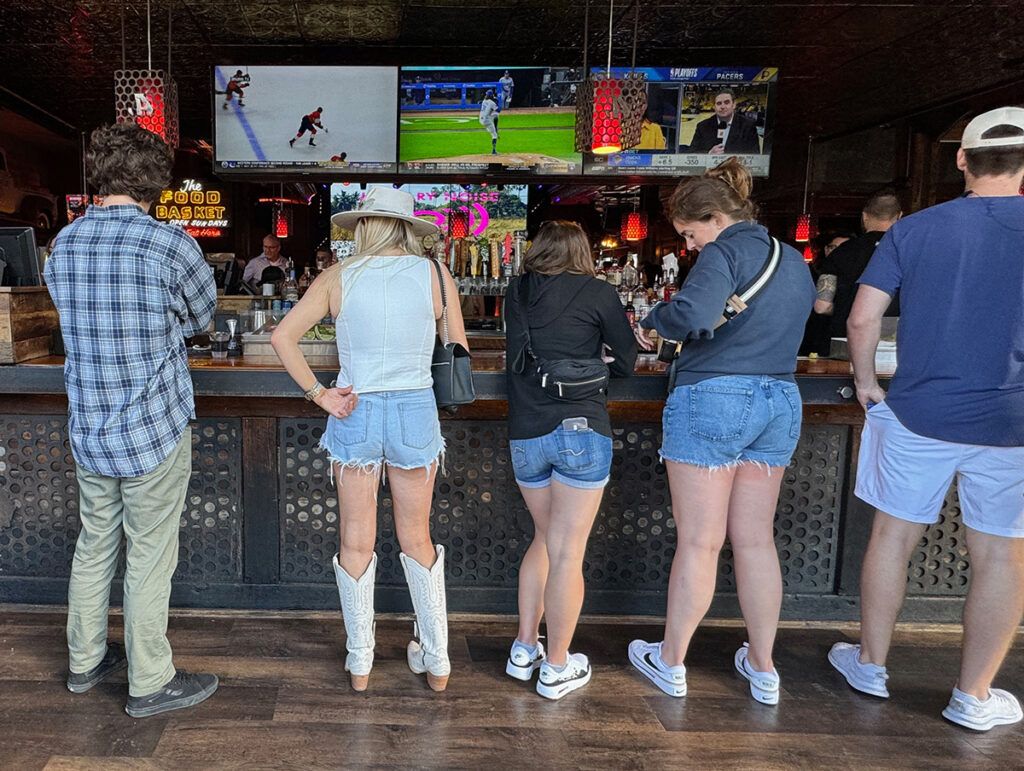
[536,652,591,700]
[942,687,1023,732]
[827,642,889,698]
[628,640,687,698]
[506,639,545,682]
[734,643,780,705]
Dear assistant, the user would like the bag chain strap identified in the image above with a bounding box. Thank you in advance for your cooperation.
[433,258,450,345]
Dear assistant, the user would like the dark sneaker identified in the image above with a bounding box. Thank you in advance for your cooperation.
[125,670,219,719]
[67,642,127,693]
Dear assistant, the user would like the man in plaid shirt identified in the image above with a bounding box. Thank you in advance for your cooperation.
[45,123,220,718]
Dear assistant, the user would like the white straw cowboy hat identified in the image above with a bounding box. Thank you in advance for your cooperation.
[330,186,439,238]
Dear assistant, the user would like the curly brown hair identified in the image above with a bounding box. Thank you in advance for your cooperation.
[86,123,173,202]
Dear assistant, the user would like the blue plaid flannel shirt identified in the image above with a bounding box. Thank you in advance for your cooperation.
[45,205,217,478]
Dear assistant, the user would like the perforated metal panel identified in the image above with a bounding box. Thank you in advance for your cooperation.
[0,416,241,581]
[178,421,243,581]
[906,487,970,596]
[279,420,846,595]
[0,416,79,577]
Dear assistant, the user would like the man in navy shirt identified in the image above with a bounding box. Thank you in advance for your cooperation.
[828,107,1024,732]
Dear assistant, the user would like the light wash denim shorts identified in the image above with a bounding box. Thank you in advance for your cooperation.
[320,387,444,475]
[510,423,614,490]
[856,401,1024,538]
[661,375,802,469]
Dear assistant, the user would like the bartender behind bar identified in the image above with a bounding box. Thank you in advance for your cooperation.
[243,235,289,284]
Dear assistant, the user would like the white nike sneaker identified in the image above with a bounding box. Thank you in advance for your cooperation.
[942,687,1023,732]
[506,639,545,682]
[827,642,890,698]
[628,640,687,698]
[536,652,591,700]
[734,643,780,705]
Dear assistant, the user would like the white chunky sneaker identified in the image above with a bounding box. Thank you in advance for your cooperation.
[506,639,545,682]
[734,643,780,705]
[628,640,687,698]
[942,687,1023,732]
[827,642,890,698]
[536,652,591,700]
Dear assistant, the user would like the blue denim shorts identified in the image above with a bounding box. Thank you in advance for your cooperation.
[509,423,614,490]
[320,387,444,474]
[661,375,802,469]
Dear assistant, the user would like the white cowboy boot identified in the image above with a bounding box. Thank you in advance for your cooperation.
[400,544,451,692]
[333,552,376,691]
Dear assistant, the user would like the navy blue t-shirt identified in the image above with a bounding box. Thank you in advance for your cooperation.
[859,195,1024,447]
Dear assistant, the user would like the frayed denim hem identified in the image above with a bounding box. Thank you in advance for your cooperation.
[318,439,446,487]
[658,454,784,476]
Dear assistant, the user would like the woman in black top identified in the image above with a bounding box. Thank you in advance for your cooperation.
[502,221,637,700]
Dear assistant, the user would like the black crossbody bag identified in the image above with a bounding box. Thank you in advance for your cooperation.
[510,276,610,402]
[430,259,476,412]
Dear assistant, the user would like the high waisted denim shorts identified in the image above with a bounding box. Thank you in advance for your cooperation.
[661,375,802,469]
[509,422,614,490]
[320,387,444,475]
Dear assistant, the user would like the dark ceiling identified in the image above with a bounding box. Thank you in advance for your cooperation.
[2,0,1023,144]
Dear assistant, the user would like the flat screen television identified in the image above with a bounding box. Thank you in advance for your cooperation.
[584,67,778,177]
[0,226,41,286]
[213,66,399,174]
[399,67,582,175]
[330,183,528,244]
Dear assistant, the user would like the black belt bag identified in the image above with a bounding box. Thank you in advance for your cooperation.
[658,236,782,365]
[511,277,610,403]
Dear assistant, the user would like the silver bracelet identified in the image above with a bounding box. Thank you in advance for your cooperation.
[303,381,326,402]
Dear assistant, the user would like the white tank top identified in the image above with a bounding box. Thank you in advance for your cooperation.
[334,255,436,393]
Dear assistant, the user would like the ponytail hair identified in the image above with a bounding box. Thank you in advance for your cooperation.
[667,157,758,224]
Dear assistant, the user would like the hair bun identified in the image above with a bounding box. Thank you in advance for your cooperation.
[705,158,753,201]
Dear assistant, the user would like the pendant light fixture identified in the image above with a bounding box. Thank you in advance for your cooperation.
[794,135,816,242]
[449,210,469,239]
[621,210,648,241]
[114,0,180,147]
[575,0,648,155]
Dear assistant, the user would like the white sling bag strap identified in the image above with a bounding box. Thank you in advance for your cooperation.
[715,236,782,329]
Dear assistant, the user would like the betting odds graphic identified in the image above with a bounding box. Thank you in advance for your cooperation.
[585,66,778,177]
[399,66,583,175]
[213,66,398,173]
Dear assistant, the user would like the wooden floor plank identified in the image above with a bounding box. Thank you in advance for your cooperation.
[0,611,1020,769]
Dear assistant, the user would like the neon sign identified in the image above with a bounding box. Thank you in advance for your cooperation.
[154,179,230,236]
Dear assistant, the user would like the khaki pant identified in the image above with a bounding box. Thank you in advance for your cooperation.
[66,428,192,697]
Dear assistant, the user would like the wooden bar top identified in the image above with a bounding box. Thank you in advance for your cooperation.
[21,354,853,376]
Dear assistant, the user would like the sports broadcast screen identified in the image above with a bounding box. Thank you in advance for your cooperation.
[330,183,528,242]
[399,66,582,175]
[213,66,398,173]
[585,67,777,177]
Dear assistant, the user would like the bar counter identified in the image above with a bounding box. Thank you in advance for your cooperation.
[0,355,967,621]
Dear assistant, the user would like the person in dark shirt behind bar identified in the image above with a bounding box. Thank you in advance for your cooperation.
[45,123,219,719]
[815,189,902,341]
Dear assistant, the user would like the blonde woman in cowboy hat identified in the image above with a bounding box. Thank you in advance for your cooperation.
[272,187,468,692]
